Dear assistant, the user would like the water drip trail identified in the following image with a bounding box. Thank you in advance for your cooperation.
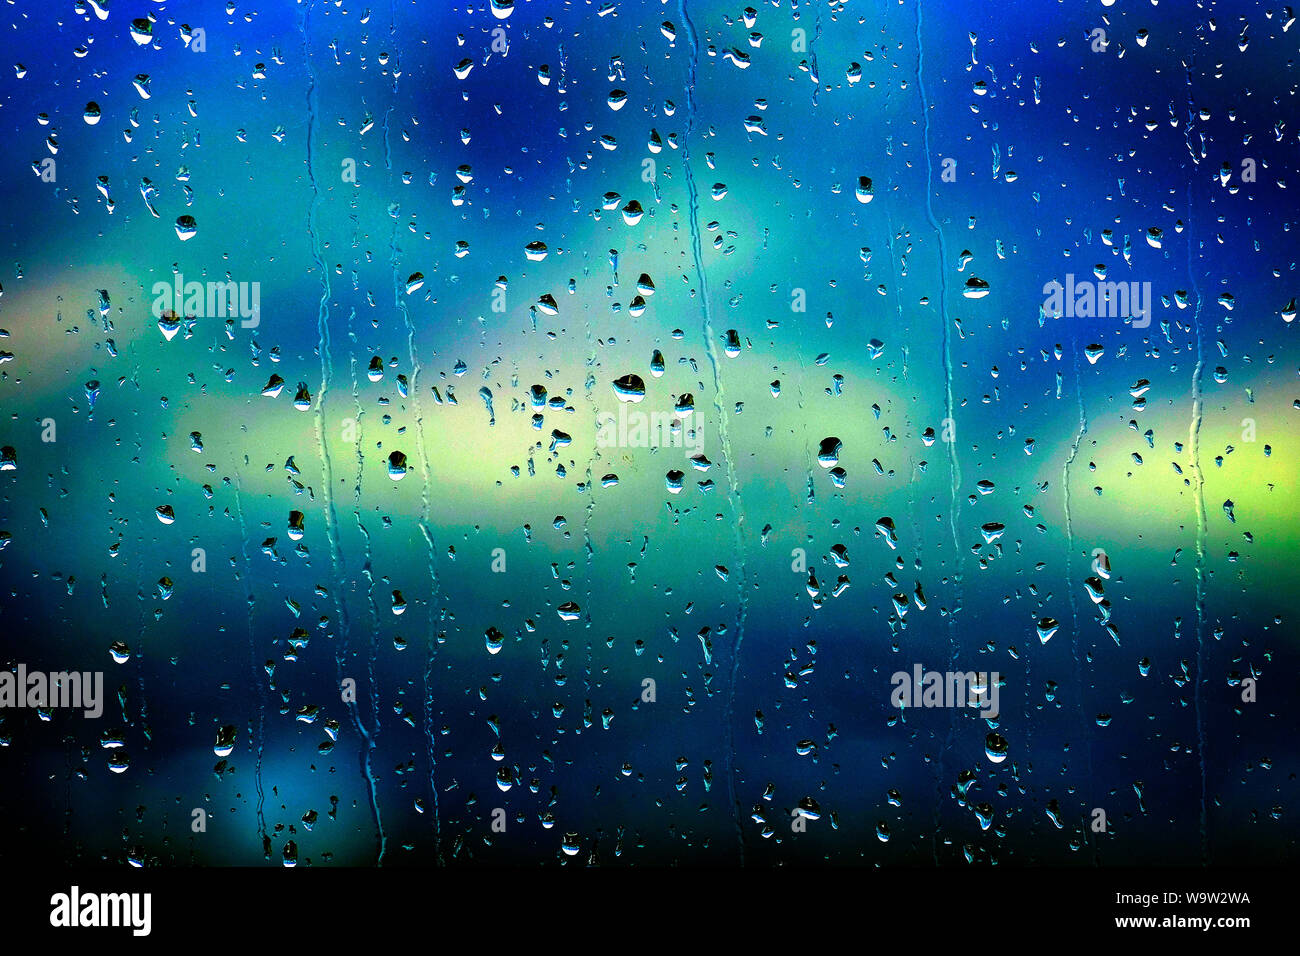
[678,0,749,863]
[1062,331,1097,861]
[302,0,385,864]
[381,4,442,862]
[390,211,443,862]
[348,333,385,865]
[916,0,964,862]
[232,472,268,854]
[583,291,598,636]
[808,2,823,106]
[128,375,148,733]
[1184,57,1209,865]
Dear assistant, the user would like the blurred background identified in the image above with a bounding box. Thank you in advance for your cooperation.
[0,0,1295,866]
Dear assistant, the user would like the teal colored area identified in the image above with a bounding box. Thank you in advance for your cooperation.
[0,0,1295,866]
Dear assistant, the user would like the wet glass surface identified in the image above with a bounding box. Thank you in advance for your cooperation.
[0,0,1295,867]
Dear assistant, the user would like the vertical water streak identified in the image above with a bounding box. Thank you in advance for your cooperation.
[1184,60,1209,864]
[349,339,385,866]
[808,2,823,107]
[583,256,599,633]
[392,221,443,863]
[1187,231,1208,865]
[301,0,385,864]
[232,472,268,854]
[1062,335,1097,860]
[678,0,748,863]
[381,0,442,863]
[129,371,148,731]
[916,0,963,862]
